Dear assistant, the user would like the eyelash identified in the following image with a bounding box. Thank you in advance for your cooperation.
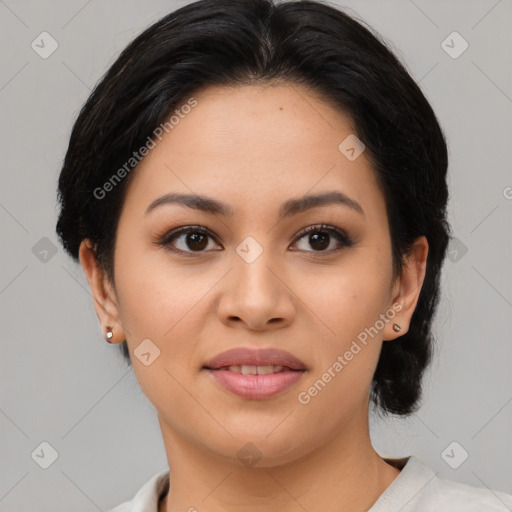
[157,223,355,257]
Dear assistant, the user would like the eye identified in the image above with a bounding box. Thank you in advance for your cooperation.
[157,223,354,256]
[158,225,220,256]
[291,224,354,253]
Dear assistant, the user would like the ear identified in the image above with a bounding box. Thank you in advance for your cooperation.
[384,235,429,341]
[78,239,125,343]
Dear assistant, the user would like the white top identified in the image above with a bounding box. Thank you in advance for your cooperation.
[108,455,512,512]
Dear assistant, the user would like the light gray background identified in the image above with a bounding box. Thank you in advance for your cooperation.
[1,0,511,510]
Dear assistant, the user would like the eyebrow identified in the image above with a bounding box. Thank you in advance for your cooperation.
[144,191,364,219]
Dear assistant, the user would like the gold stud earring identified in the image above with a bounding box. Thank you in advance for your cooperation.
[392,323,401,333]
[105,326,114,343]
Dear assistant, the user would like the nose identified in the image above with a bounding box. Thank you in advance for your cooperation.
[216,248,296,332]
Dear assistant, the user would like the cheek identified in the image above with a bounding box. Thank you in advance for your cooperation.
[114,248,218,364]
[295,257,388,338]
[291,255,392,407]
[114,259,208,411]
[114,239,183,328]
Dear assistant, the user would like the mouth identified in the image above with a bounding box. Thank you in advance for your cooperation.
[212,365,294,375]
[203,347,307,400]
[204,347,307,371]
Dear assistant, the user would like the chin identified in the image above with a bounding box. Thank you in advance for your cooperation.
[200,426,316,469]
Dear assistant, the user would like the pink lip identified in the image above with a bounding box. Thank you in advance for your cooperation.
[204,347,307,400]
[204,347,307,370]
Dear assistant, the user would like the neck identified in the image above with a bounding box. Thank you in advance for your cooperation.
[158,405,400,512]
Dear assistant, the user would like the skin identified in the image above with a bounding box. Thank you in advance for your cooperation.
[79,83,428,512]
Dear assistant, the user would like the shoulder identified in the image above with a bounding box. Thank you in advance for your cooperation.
[371,455,512,512]
[417,473,512,511]
[107,469,170,512]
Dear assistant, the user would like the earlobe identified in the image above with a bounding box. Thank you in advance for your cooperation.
[385,236,429,341]
[78,239,125,343]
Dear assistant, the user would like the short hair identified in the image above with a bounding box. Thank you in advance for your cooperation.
[56,0,451,416]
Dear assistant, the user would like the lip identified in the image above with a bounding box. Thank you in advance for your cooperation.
[204,347,307,371]
[203,347,307,400]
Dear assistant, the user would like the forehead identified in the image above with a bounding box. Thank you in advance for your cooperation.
[122,83,385,222]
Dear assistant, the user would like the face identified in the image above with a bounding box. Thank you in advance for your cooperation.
[81,83,427,467]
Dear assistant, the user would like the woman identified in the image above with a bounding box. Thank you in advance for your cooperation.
[55,0,512,510]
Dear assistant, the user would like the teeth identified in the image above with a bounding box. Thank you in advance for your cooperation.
[227,365,284,375]
[256,365,277,375]
[241,365,257,375]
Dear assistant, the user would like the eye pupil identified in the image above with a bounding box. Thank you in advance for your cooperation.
[187,232,208,250]
[309,232,329,251]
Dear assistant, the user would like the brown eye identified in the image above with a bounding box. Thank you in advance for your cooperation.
[292,224,354,253]
[182,231,209,251]
[308,231,330,251]
[159,225,220,255]
[158,223,354,257]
